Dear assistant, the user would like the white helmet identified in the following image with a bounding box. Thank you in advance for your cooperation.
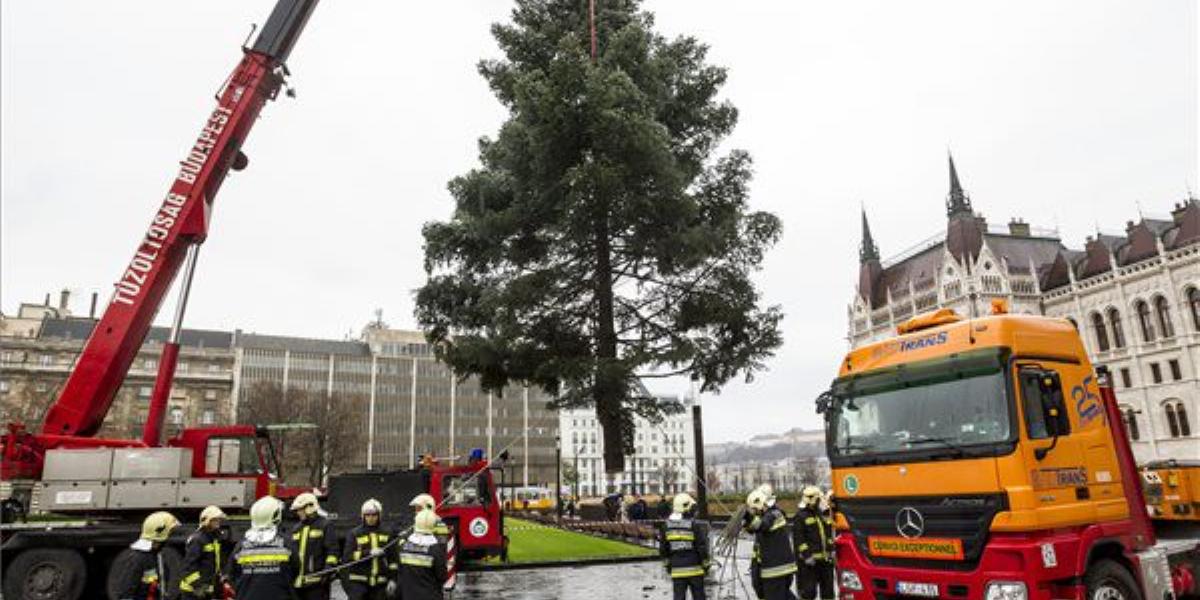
[250,496,283,529]
[290,492,320,516]
[802,485,822,507]
[409,493,436,511]
[414,509,438,534]
[747,484,775,513]
[673,493,696,514]
[199,505,227,527]
[361,498,383,517]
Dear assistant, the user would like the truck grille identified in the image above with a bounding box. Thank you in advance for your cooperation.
[837,493,1007,571]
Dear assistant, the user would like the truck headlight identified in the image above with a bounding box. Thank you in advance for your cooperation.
[985,581,1027,600]
[840,570,864,591]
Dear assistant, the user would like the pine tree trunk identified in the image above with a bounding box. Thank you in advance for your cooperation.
[593,210,625,473]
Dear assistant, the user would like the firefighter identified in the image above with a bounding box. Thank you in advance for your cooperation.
[743,485,797,600]
[409,493,450,540]
[342,498,396,600]
[113,511,180,600]
[659,493,709,600]
[289,492,339,600]
[397,509,449,600]
[180,506,226,600]
[793,486,834,600]
[228,496,296,600]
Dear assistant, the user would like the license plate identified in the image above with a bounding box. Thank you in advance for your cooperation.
[896,581,939,597]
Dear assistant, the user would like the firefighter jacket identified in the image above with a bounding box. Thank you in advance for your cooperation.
[658,514,710,579]
[342,523,397,587]
[228,531,297,600]
[289,515,339,588]
[792,506,834,562]
[397,532,449,600]
[745,506,797,580]
[180,528,223,598]
[113,545,166,600]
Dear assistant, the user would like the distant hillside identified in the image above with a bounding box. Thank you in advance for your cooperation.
[706,428,826,464]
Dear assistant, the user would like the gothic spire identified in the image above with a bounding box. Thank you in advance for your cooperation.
[860,208,880,263]
[947,152,972,217]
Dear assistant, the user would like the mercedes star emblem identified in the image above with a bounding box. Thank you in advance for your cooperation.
[896,506,925,539]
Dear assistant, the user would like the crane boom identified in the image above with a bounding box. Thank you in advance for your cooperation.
[37,0,319,440]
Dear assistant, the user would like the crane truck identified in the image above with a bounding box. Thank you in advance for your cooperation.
[819,305,1199,600]
[0,2,506,598]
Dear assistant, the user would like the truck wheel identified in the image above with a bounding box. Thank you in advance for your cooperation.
[1085,559,1143,600]
[2,548,87,600]
[106,546,183,600]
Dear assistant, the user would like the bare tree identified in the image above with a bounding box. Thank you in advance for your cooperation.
[239,382,366,487]
[705,468,721,495]
[795,456,821,487]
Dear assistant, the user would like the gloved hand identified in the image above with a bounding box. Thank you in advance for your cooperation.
[386,580,398,598]
[370,547,386,557]
[804,557,816,566]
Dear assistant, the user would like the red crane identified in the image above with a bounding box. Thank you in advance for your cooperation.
[3,0,320,481]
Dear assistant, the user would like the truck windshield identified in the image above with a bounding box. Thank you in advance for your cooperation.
[828,348,1012,464]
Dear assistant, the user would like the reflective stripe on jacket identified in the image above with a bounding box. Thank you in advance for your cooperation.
[793,506,834,562]
[745,506,796,579]
[398,532,449,600]
[180,528,222,595]
[228,534,295,600]
[658,516,710,579]
[343,524,397,587]
[290,515,339,588]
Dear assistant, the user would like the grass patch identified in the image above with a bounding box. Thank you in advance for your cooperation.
[502,517,657,564]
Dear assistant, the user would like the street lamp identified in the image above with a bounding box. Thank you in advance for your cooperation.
[554,435,562,521]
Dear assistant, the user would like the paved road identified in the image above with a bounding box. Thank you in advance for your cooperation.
[332,539,761,600]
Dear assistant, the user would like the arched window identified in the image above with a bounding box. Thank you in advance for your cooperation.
[1166,403,1180,437]
[1188,287,1200,332]
[1120,406,1140,441]
[1136,300,1156,342]
[1091,313,1110,351]
[1067,317,1079,331]
[1107,308,1126,348]
[1155,296,1175,338]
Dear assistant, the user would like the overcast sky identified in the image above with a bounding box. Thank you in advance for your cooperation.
[2,1,1196,443]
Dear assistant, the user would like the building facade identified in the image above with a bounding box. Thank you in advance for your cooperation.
[0,307,561,485]
[558,394,698,498]
[849,156,1199,461]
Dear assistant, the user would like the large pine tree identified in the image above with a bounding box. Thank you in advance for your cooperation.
[417,0,782,472]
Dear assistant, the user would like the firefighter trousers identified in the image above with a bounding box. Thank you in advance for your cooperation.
[797,561,834,600]
[343,582,389,600]
[762,574,797,600]
[295,585,331,600]
[672,576,706,600]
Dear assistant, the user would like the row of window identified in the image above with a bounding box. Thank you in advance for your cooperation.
[1122,400,1192,440]
[1111,360,1187,389]
[1081,288,1200,352]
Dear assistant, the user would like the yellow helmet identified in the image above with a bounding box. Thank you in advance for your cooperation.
[250,496,283,529]
[673,493,696,514]
[290,492,320,516]
[409,493,436,511]
[199,505,227,527]
[141,511,179,542]
[414,509,438,534]
[361,498,383,516]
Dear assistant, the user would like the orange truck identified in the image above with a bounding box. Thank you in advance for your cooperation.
[819,307,1199,600]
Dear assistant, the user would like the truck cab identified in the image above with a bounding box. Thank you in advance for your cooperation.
[820,308,1195,600]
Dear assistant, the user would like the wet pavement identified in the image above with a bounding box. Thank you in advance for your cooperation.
[333,538,761,600]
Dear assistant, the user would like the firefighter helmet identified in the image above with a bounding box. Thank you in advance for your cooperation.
[802,485,823,507]
[250,496,283,529]
[290,492,320,516]
[673,493,696,514]
[199,505,227,527]
[414,509,438,534]
[141,511,180,542]
[409,493,436,511]
[361,498,383,516]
